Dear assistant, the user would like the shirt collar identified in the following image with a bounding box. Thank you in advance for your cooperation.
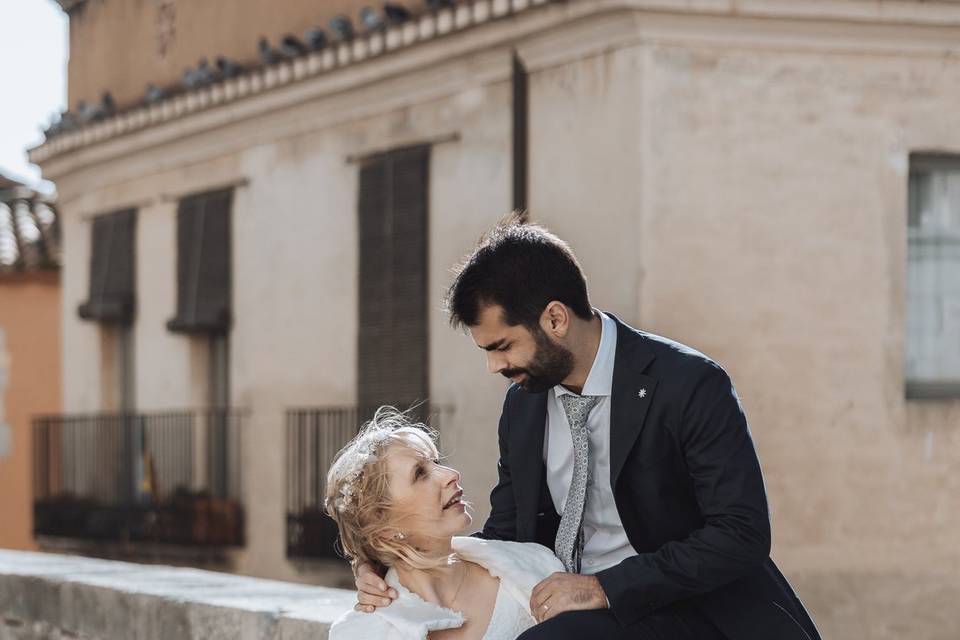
[553,310,617,399]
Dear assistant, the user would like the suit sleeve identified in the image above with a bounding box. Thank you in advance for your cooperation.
[476,391,519,541]
[596,363,772,626]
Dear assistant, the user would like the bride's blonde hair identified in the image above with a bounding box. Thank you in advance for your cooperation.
[324,406,448,575]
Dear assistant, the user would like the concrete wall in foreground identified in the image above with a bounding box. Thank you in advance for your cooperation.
[0,550,354,640]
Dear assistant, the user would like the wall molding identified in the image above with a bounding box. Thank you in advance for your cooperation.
[31,0,960,180]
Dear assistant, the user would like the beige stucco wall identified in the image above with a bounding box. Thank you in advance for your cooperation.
[40,1,960,637]
[631,36,960,638]
[521,12,960,637]
[135,198,190,410]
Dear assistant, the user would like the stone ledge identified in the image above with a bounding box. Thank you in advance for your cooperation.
[0,550,355,640]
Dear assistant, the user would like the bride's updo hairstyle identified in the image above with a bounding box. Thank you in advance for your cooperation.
[324,406,443,575]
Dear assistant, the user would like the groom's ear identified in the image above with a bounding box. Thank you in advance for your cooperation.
[541,301,570,338]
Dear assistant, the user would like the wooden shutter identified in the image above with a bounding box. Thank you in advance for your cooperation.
[78,208,136,324]
[512,52,528,213]
[167,188,232,334]
[357,145,429,418]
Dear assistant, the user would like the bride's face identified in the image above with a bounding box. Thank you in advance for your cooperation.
[384,443,472,548]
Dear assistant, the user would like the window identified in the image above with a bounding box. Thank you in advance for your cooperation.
[78,208,136,324]
[166,188,232,335]
[167,188,232,414]
[167,188,234,498]
[906,154,960,398]
[357,145,430,416]
[77,208,137,411]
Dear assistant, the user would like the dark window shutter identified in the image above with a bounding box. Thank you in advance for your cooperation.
[512,52,528,213]
[167,188,232,334]
[78,208,136,324]
[357,145,429,418]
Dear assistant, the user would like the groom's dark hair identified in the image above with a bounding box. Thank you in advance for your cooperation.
[445,211,593,329]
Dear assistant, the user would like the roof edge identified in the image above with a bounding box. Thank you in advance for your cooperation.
[30,0,552,165]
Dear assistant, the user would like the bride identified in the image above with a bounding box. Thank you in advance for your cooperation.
[325,407,563,640]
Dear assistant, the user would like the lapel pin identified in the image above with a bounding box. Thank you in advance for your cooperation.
[638,388,647,398]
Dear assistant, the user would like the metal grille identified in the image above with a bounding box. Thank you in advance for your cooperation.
[285,407,359,559]
[33,410,244,546]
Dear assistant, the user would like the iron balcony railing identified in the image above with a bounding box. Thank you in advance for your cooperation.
[33,410,244,547]
[285,405,452,559]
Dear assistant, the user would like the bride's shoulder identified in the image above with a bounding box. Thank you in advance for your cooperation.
[454,537,564,574]
[329,608,397,640]
[495,539,561,563]
[500,540,565,572]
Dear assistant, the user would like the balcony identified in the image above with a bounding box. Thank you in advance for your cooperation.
[32,410,245,549]
[285,405,452,559]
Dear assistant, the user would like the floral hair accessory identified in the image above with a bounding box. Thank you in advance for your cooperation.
[327,427,394,514]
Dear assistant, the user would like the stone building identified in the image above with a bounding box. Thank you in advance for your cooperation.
[29,0,960,638]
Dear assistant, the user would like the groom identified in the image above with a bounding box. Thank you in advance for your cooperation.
[356,215,820,639]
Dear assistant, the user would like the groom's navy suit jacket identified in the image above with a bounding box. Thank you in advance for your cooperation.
[478,314,820,640]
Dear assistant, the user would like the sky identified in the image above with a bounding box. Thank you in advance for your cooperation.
[0,1,68,191]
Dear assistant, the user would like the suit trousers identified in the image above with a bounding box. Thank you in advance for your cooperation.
[516,599,727,640]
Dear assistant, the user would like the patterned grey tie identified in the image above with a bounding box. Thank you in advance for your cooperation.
[555,393,600,573]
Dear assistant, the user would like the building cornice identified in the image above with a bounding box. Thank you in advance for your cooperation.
[30,0,553,168]
[29,0,960,172]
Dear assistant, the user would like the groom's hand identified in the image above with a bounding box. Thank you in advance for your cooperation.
[353,562,398,613]
[530,572,608,623]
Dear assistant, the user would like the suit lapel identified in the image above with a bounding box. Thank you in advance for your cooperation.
[608,315,658,487]
[506,315,657,531]
[510,388,548,538]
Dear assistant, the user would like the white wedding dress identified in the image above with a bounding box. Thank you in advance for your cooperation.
[329,537,564,640]
[480,578,537,639]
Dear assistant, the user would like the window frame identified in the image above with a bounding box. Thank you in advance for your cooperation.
[905,152,960,400]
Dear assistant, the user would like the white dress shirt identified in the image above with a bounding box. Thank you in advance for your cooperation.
[544,311,637,574]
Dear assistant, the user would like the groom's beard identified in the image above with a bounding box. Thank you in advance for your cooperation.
[501,327,574,394]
